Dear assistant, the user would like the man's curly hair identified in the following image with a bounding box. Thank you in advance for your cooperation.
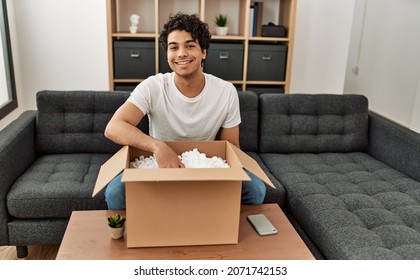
[159,13,211,52]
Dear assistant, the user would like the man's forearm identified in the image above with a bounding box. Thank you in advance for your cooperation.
[105,120,161,153]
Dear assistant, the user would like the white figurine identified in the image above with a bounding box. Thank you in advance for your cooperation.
[129,14,140,34]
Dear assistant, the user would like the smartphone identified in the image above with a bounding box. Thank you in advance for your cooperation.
[247,214,278,236]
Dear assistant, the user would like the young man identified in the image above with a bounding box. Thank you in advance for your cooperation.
[104,13,266,209]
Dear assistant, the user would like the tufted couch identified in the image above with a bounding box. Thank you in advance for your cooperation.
[1,90,420,259]
[252,94,420,259]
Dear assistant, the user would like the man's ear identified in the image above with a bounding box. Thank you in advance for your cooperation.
[201,49,207,67]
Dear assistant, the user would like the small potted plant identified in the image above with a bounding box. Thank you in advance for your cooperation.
[107,213,126,239]
[214,14,228,36]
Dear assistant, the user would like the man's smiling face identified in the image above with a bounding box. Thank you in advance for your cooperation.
[166,30,206,78]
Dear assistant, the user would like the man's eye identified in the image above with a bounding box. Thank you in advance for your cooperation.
[187,44,195,48]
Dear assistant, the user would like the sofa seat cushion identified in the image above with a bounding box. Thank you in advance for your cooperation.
[260,152,420,259]
[7,153,110,219]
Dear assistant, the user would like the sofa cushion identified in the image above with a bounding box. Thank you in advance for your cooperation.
[259,94,369,153]
[238,91,259,151]
[36,90,146,154]
[261,152,420,259]
[7,154,110,219]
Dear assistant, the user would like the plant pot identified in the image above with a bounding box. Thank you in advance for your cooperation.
[216,26,228,36]
[109,226,125,239]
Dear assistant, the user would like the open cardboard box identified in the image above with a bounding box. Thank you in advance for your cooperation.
[93,140,274,248]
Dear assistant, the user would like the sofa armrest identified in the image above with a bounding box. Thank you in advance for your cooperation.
[368,111,420,182]
[0,110,37,245]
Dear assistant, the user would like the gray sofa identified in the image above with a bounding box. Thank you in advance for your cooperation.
[1,90,420,259]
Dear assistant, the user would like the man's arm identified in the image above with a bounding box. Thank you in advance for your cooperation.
[219,125,240,148]
[105,101,184,168]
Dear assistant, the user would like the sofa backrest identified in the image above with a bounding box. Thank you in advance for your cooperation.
[259,93,369,153]
[36,90,148,154]
[35,90,257,154]
[238,90,259,151]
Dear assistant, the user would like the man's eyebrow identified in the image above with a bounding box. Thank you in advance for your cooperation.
[168,39,197,45]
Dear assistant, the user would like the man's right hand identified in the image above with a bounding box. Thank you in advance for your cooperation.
[153,141,185,168]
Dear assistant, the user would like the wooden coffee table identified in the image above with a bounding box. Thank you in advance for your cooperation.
[56,203,314,260]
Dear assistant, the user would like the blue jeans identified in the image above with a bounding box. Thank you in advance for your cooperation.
[105,170,266,210]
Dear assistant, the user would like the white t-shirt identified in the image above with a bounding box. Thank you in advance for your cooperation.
[127,72,241,141]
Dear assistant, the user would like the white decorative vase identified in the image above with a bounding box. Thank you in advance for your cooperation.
[109,226,125,239]
[216,26,228,36]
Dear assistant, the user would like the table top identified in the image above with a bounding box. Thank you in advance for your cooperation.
[56,204,314,260]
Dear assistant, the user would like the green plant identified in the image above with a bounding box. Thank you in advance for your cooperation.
[214,14,228,27]
[107,213,126,228]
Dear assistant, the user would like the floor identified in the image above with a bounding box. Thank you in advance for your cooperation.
[0,245,59,260]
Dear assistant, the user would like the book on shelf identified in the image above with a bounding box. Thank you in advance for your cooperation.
[249,5,254,37]
[250,1,263,37]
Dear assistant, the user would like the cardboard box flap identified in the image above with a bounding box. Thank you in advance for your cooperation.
[227,143,275,189]
[122,167,250,182]
[92,146,129,197]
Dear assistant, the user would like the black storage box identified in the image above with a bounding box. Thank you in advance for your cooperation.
[204,43,244,80]
[261,24,286,37]
[114,83,137,92]
[159,45,171,74]
[247,44,287,81]
[114,40,155,79]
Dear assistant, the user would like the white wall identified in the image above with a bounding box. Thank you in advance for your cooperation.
[15,0,109,109]
[290,0,355,93]
[412,74,420,132]
[0,0,109,130]
[344,0,420,132]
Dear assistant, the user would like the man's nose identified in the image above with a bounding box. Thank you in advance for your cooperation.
[177,46,188,57]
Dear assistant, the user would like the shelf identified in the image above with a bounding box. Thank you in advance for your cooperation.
[210,35,246,41]
[111,34,289,42]
[248,37,289,42]
[112,32,157,39]
[106,0,296,93]
[245,81,285,85]
[114,79,144,83]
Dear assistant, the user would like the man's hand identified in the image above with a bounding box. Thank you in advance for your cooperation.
[153,141,185,168]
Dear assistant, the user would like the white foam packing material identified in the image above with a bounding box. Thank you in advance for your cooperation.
[130,148,230,168]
